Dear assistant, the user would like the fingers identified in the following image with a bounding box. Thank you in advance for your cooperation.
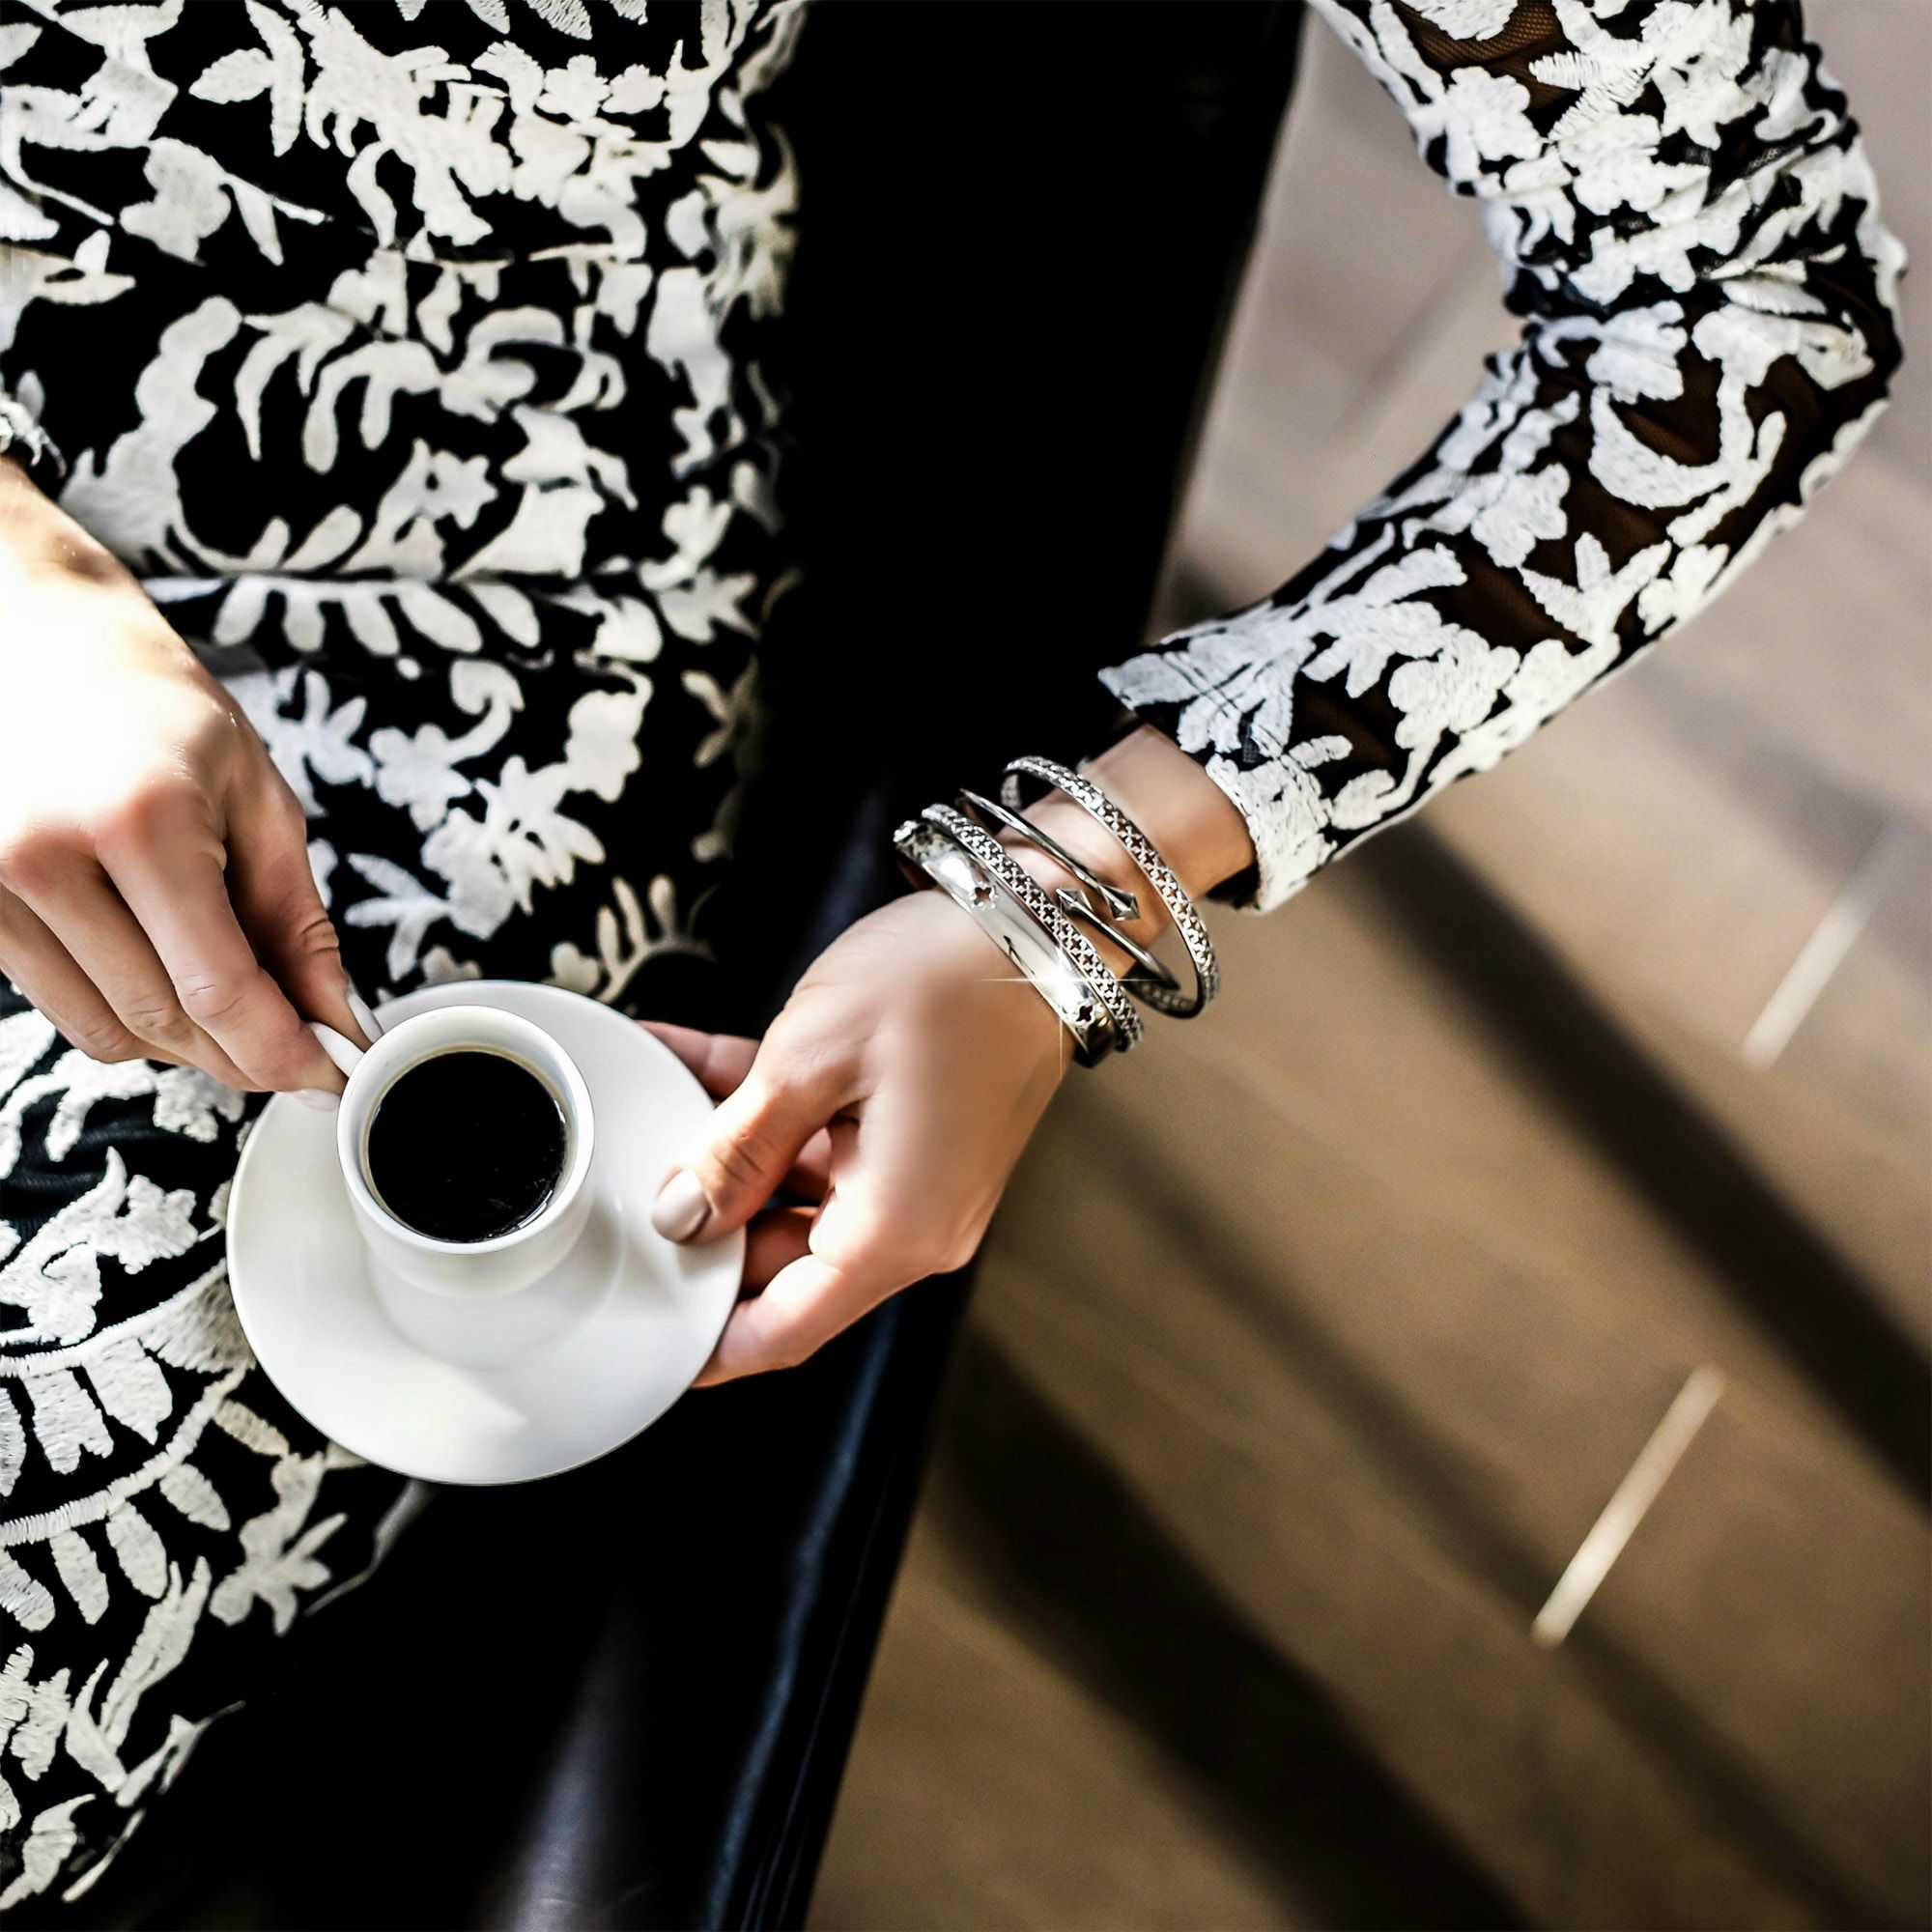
[225,771,370,1049]
[782,1126,833,1203]
[97,790,340,1093]
[9,867,256,1086]
[650,1026,860,1242]
[638,1020,759,1098]
[695,1113,977,1384]
[693,1251,889,1387]
[641,1021,831,1201]
[743,1203,814,1293]
[0,888,189,1068]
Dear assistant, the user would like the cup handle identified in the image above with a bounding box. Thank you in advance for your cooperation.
[310,1023,366,1081]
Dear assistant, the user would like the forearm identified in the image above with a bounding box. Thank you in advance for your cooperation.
[0,454,205,705]
[1090,0,1904,918]
[0,453,130,589]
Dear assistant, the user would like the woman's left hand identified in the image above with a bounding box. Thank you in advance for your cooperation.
[641,886,1073,1384]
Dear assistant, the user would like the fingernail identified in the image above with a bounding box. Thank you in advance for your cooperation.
[346,987,384,1046]
[294,1089,340,1113]
[651,1169,712,1242]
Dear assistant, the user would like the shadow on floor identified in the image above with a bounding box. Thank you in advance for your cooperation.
[1051,1089,1906,1929]
[928,1330,1530,1931]
[1353,827,1931,1509]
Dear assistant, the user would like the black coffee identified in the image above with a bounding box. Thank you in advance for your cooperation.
[365,1049,568,1243]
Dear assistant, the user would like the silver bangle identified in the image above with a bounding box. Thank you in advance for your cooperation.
[955,786,1182,1003]
[999,754,1219,1018]
[891,816,1126,1065]
[920,804,1146,1054]
[954,786,1140,923]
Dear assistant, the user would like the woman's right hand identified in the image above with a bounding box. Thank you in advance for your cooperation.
[0,456,360,1097]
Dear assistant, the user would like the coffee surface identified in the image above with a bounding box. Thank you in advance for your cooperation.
[365,1050,567,1242]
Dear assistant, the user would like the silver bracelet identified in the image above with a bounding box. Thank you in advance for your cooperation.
[892,816,1125,1065]
[954,786,1182,1003]
[999,754,1219,1018]
[920,804,1146,1054]
[954,786,1141,923]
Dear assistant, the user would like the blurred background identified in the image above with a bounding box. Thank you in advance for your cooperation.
[810,3,1931,1926]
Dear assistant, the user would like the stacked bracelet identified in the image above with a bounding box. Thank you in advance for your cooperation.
[891,754,1220,1067]
[999,755,1219,1017]
[956,786,1182,1004]
[891,817,1126,1065]
[918,804,1146,1054]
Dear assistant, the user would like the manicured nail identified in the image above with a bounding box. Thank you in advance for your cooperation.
[295,1089,339,1114]
[651,1169,711,1241]
[346,987,384,1045]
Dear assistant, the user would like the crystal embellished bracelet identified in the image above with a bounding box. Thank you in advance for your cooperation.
[955,785,1183,1005]
[891,815,1126,1065]
[917,804,1145,1054]
[998,754,1219,1018]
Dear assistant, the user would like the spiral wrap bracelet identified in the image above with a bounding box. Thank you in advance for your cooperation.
[891,753,1220,1065]
[999,756,1219,1018]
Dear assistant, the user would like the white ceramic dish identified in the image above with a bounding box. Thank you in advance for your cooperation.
[226,980,742,1485]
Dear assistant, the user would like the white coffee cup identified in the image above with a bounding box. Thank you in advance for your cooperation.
[310,1005,598,1308]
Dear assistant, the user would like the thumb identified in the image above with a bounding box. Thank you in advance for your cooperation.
[652,1056,849,1245]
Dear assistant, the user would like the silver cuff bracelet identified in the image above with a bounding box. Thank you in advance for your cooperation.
[999,754,1219,1018]
[918,805,1146,1055]
[891,815,1128,1065]
[955,786,1183,1004]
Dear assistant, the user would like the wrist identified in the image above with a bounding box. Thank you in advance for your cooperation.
[888,858,1088,1066]
[991,725,1254,980]
[0,455,138,605]
[994,801,1163,982]
[1080,724,1255,897]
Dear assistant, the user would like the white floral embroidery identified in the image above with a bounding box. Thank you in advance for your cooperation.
[1098,0,1904,911]
[0,1154,199,1350]
[0,1,804,1908]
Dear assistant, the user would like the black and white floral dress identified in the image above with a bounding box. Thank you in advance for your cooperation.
[0,0,1902,1908]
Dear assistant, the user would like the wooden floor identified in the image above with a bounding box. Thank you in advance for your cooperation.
[811,6,1932,1928]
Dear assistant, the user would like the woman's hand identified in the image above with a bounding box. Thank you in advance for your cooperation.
[0,457,362,1095]
[643,886,1074,1383]
[644,725,1256,1384]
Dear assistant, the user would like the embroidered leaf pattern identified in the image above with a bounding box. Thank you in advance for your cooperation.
[1096,0,1904,911]
[0,1,807,1908]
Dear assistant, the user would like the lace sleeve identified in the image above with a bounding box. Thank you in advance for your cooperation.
[1096,0,1905,914]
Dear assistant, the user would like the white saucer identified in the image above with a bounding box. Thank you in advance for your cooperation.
[227,980,743,1486]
